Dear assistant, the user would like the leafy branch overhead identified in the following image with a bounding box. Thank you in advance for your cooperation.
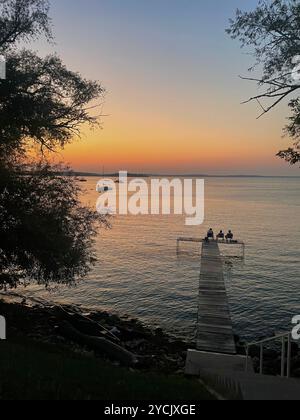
[0,51,104,156]
[227,0,300,165]
[0,0,52,52]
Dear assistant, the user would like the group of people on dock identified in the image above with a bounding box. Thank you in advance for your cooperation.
[206,228,234,243]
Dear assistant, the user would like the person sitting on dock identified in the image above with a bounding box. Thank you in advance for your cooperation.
[217,230,225,241]
[207,228,214,240]
[226,230,234,242]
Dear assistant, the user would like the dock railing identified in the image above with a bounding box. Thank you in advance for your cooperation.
[245,332,293,378]
[176,237,245,259]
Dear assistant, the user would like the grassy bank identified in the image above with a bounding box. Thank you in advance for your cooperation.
[0,335,213,400]
[0,300,213,400]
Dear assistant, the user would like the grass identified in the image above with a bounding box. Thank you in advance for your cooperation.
[0,336,213,400]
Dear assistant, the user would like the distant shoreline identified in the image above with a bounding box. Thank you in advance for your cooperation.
[71,172,300,179]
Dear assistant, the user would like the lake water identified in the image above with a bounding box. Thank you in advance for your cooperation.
[27,176,300,342]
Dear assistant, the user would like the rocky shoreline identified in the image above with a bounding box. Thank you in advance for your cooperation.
[1,297,299,378]
[0,298,190,374]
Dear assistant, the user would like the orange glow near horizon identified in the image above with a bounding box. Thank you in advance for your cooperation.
[60,106,293,175]
[37,0,300,177]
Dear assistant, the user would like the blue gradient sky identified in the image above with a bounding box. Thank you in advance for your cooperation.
[34,0,299,175]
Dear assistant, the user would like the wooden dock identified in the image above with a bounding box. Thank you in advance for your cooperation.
[176,237,245,354]
[197,240,236,354]
[177,237,245,259]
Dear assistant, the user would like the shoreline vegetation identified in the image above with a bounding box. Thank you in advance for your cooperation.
[0,298,214,400]
[0,296,193,372]
[1,297,300,400]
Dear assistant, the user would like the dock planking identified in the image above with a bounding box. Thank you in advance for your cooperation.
[197,241,236,355]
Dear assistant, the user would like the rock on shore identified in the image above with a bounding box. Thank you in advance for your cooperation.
[0,299,191,374]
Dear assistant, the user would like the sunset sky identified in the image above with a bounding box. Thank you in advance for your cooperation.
[36,0,299,175]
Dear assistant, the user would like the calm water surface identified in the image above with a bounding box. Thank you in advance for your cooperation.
[27,177,300,342]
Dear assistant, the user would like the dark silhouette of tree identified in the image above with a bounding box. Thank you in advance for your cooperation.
[227,0,300,165]
[0,0,107,288]
[0,0,52,52]
[0,162,107,288]
[0,51,103,156]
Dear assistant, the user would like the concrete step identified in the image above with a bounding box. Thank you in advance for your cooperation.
[185,349,252,376]
[203,368,300,400]
[185,350,300,400]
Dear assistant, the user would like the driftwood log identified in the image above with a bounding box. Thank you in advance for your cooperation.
[59,321,139,367]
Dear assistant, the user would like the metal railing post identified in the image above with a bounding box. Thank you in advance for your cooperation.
[245,331,293,379]
[287,334,292,379]
[260,344,264,375]
[245,346,249,372]
[281,336,286,378]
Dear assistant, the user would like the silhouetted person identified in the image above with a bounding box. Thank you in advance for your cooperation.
[207,228,214,239]
[217,230,225,240]
[226,230,234,242]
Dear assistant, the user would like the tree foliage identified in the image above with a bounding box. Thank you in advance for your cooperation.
[0,0,52,53]
[0,0,107,289]
[227,0,300,165]
[0,51,103,156]
[0,162,107,288]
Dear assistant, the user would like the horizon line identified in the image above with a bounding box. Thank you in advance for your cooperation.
[70,171,300,179]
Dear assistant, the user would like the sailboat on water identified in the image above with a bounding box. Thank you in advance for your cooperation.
[96,166,113,193]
